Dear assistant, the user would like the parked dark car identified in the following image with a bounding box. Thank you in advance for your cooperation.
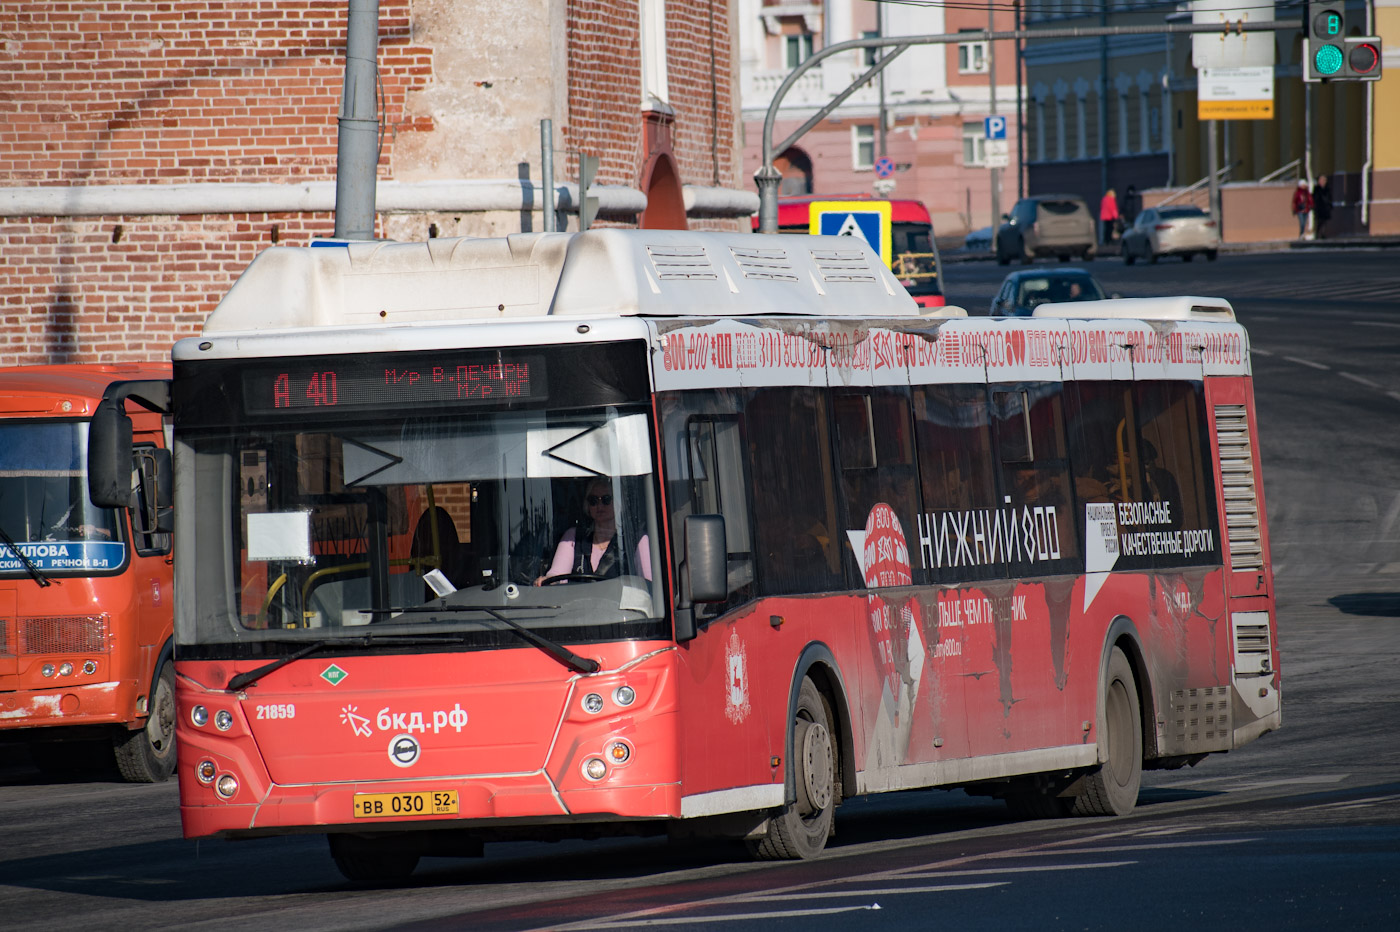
[990,268,1110,316]
[996,195,1097,265]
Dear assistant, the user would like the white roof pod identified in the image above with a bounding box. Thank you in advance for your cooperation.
[199,229,922,336]
[1032,295,1235,321]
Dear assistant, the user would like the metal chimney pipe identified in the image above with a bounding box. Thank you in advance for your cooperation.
[333,0,381,240]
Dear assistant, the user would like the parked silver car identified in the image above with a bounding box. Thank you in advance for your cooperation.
[1121,205,1220,264]
[996,195,1097,265]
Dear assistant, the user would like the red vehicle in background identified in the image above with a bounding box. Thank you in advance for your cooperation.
[755,195,946,307]
[0,364,175,781]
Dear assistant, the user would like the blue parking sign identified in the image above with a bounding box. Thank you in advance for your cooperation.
[984,115,1007,140]
[809,201,893,266]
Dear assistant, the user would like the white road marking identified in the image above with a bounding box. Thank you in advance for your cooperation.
[1284,355,1330,370]
[1388,391,1400,403]
[1252,347,1274,356]
[897,861,1135,878]
[1354,320,1400,330]
[1294,793,1400,813]
[740,883,1006,901]
[1340,372,1381,389]
[575,905,884,928]
[1232,774,1350,791]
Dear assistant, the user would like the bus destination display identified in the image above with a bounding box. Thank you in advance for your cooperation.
[243,355,546,414]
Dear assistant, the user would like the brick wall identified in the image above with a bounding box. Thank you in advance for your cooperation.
[1,1,739,366]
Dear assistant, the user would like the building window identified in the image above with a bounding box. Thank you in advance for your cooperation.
[958,35,988,74]
[853,125,875,170]
[862,30,879,67]
[786,33,813,69]
[962,122,987,166]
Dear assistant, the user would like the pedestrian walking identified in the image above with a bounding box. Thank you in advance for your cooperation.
[1291,180,1312,240]
[1099,188,1120,245]
[1122,184,1141,225]
[1312,175,1332,239]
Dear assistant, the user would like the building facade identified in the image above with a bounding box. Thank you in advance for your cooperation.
[0,0,751,365]
[738,0,1023,239]
[1023,0,1400,238]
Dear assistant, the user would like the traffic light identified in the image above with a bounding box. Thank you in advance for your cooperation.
[1303,1,1383,82]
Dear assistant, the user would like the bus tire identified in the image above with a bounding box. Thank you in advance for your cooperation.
[750,677,837,861]
[113,659,177,783]
[328,834,420,885]
[1073,647,1142,817]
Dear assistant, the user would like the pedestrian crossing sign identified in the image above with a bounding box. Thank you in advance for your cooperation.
[809,201,893,267]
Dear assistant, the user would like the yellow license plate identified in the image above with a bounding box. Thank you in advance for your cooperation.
[352,790,458,819]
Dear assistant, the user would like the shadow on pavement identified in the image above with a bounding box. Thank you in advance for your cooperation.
[1327,592,1400,618]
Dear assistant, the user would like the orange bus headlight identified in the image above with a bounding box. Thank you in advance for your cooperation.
[196,760,217,784]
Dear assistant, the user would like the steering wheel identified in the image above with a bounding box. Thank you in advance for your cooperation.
[539,572,606,586]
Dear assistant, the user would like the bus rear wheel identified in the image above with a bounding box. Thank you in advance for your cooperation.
[1073,647,1142,816]
[750,677,837,860]
[329,834,421,885]
[113,659,177,783]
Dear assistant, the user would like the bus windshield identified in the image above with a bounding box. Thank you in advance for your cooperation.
[181,407,666,651]
[0,421,123,576]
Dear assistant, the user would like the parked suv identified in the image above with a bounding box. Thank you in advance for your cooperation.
[996,195,1096,265]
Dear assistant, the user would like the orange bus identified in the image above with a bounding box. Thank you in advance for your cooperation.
[1,364,176,782]
[754,195,945,307]
[128,232,1279,882]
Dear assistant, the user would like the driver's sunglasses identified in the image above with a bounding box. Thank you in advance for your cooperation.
[587,494,613,506]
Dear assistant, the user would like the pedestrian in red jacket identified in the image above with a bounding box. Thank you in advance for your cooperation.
[1292,180,1312,239]
[1099,188,1120,244]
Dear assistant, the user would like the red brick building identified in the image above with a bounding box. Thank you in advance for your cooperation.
[0,1,750,365]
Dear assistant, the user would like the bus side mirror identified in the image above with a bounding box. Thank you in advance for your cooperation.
[675,514,726,643]
[685,515,727,603]
[88,398,135,509]
[132,447,174,536]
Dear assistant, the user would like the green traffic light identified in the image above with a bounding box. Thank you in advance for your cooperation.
[1314,44,1344,75]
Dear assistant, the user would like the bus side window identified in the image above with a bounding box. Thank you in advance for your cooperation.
[746,387,842,596]
[993,384,1080,571]
[910,384,1000,584]
[132,444,171,556]
[1132,381,1220,549]
[832,388,920,587]
[659,390,755,618]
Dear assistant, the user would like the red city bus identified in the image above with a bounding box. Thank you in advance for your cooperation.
[126,232,1278,882]
[0,364,176,781]
[754,195,946,307]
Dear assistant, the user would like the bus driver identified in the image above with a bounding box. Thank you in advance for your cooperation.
[536,477,652,584]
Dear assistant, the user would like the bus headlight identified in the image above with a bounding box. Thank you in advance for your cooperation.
[196,760,217,784]
[41,664,55,678]
[191,705,209,727]
[607,740,631,765]
[82,661,97,675]
[582,693,604,714]
[582,758,607,781]
[215,774,239,798]
[613,685,636,706]
[58,662,74,677]
[214,710,233,731]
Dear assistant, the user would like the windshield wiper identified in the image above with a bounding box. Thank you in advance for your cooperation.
[228,639,343,691]
[392,604,601,675]
[0,521,52,587]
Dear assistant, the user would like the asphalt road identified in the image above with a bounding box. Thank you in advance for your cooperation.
[3,249,1398,931]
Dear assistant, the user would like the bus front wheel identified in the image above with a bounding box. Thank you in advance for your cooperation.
[113,659,177,783]
[1073,646,1142,816]
[750,677,837,860]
